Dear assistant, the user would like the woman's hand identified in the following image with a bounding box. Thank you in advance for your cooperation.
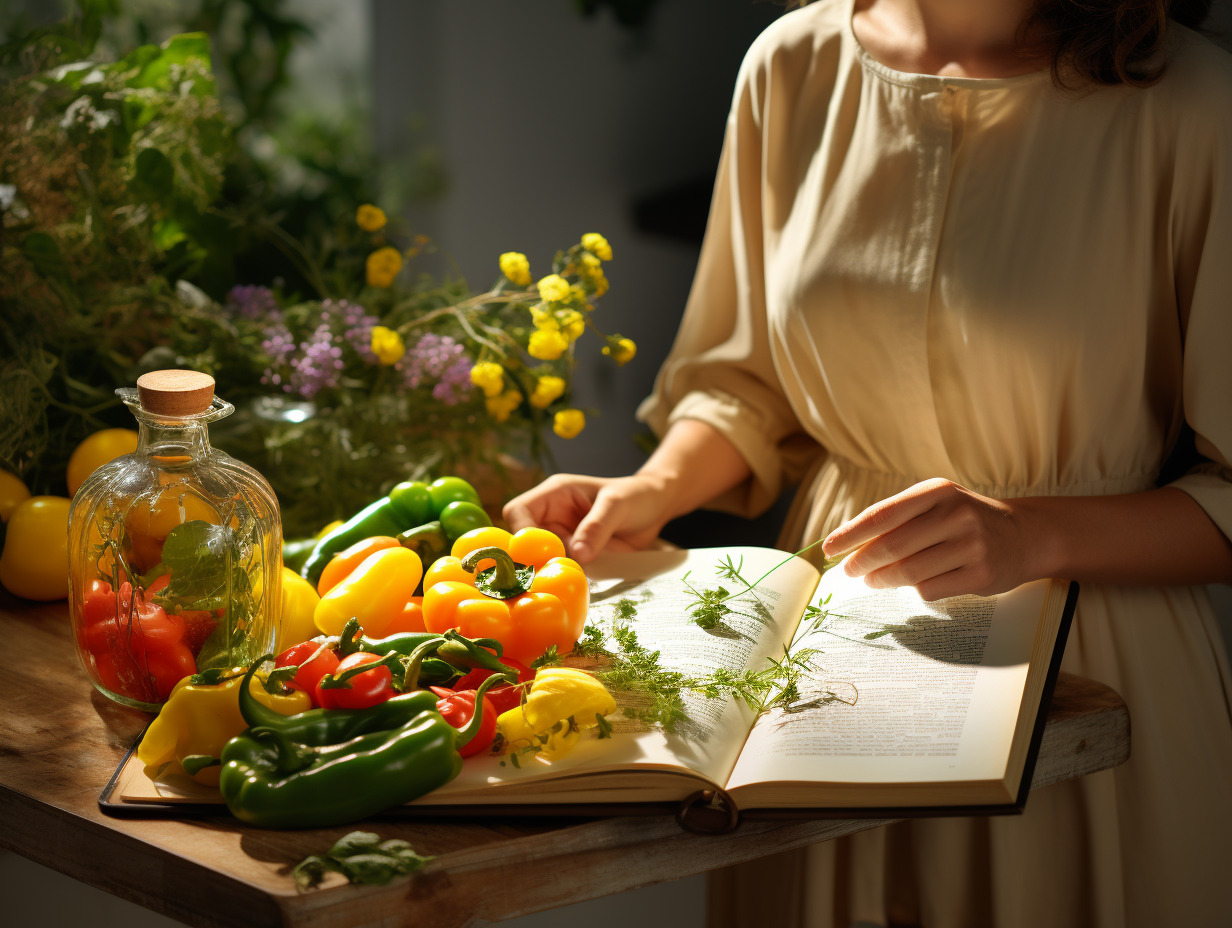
[502,473,678,564]
[821,478,1042,601]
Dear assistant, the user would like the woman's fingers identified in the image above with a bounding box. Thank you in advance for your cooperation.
[860,540,966,591]
[823,478,1029,598]
[843,508,950,578]
[823,478,955,559]
[571,489,628,563]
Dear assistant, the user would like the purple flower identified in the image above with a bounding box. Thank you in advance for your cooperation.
[226,285,280,321]
[397,333,475,404]
[287,324,344,399]
[322,299,380,363]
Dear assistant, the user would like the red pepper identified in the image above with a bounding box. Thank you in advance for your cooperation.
[430,686,497,758]
[314,651,397,710]
[455,657,534,716]
[276,639,341,705]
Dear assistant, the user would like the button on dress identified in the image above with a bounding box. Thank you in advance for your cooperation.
[638,1,1232,924]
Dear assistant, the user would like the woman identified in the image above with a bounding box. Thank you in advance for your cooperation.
[505,0,1232,924]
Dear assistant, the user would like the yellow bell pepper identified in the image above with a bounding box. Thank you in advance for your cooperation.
[276,566,320,653]
[496,667,616,760]
[137,669,310,786]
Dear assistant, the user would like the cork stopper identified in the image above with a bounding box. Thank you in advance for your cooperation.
[136,370,216,417]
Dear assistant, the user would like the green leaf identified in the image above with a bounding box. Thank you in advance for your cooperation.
[158,520,238,610]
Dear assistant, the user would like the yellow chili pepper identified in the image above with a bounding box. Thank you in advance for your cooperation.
[313,546,423,638]
[497,667,616,759]
[137,670,310,786]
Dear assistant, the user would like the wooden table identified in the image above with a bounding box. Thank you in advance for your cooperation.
[0,594,1130,928]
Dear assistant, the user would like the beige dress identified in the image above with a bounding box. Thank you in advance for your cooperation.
[638,1,1232,925]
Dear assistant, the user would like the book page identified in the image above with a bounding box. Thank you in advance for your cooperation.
[426,546,821,802]
[726,562,1048,800]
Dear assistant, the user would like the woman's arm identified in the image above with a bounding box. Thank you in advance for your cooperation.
[822,479,1232,600]
[503,419,752,563]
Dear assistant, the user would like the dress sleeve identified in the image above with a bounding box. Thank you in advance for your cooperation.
[1164,83,1232,541]
[636,51,821,518]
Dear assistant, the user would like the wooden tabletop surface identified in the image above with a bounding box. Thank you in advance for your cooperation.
[0,593,1130,928]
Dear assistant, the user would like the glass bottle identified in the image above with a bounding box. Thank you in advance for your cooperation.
[68,370,281,711]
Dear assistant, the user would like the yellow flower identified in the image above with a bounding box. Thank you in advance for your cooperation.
[581,233,612,261]
[485,388,523,423]
[528,329,569,361]
[366,246,403,288]
[530,305,559,331]
[602,336,637,366]
[558,310,585,341]
[370,326,406,366]
[591,271,609,298]
[553,408,586,439]
[500,252,532,287]
[580,253,601,272]
[537,274,571,304]
[530,375,566,409]
[356,204,387,232]
[469,362,506,398]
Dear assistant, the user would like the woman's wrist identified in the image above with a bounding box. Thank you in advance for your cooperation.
[1008,496,1067,583]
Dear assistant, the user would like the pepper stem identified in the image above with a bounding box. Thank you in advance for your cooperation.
[237,655,289,730]
[400,636,448,691]
[460,546,532,598]
[455,670,517,749]
[318,649,411,691]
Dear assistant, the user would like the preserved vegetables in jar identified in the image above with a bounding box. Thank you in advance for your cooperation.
[68,370,281,711]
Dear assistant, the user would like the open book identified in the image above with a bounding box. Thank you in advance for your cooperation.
[107,546,1075,820]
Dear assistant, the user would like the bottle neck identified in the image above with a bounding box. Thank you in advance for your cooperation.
[136,418,212,463]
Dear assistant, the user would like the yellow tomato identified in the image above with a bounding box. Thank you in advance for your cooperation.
[66,429,138,496]
[276,567,321,653]
[0,470,31,522]
[0,496,71,600]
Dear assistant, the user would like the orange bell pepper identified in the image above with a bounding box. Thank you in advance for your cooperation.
[422,527,588,664]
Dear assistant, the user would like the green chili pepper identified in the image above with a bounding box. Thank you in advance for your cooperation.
[219,672,510,828]
[336,618,513,677]
[238,658,439,747]
[281,537,318,573]
[300,497,411,583]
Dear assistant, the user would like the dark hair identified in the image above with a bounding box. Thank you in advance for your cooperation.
[1025,0,1213,86]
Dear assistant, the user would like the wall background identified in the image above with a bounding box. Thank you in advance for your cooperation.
[4,1,1231,925]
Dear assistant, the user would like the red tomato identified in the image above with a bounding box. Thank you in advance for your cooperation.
[314,651,395,710]
[276,640,341,704]
[81,585,184,657]
[179,611,219,655]
[81,579,115,626]
[144,643,198,702]
[433,688,497,758]
[455,657,533,716]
